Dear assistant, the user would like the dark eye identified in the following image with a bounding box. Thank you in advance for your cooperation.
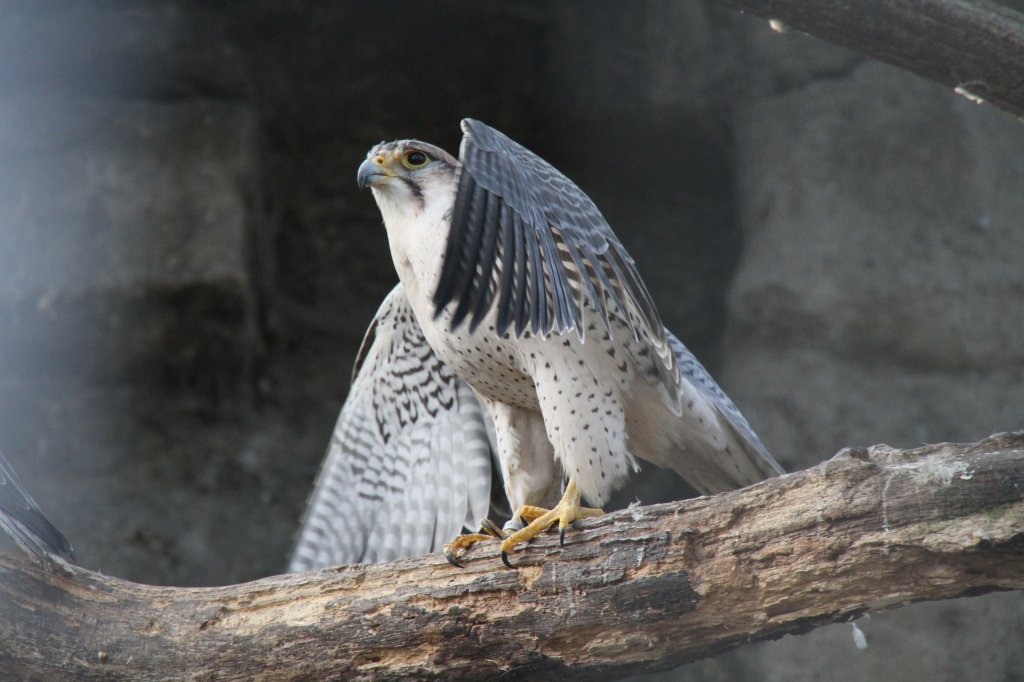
[403,150,429,169]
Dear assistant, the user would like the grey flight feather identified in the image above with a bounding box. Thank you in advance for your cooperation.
[434,118,680,409]
[435,117,656,337]
[0,449,74,563]
[289,284,493,571]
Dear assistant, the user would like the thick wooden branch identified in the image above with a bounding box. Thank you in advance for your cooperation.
[713,0,1024,118]
[1,433,1022,680]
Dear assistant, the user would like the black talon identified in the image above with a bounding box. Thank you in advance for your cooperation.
[445,550,464,568]
[559,527,566,547]
[501,551,515,569]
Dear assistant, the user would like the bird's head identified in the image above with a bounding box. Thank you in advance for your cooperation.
[357,139,457,216]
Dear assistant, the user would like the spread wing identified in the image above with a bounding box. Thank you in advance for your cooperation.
[0,449,74,563]
[288,284,493,571]
[432,118,680,407]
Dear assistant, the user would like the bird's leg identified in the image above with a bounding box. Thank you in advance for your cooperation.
[510,504,551,525]
[500,477,602,568]
[443,518,505,568]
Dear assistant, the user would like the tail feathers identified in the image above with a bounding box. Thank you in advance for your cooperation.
[662,330,784,494]
[712,401,785,487]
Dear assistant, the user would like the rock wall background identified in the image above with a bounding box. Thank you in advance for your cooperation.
[0,2,1020,680]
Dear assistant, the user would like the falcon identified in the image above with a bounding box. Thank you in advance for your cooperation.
[289,119,782,571]
[0,449,74,564]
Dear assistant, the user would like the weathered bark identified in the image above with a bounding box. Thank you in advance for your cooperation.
[714,0,1024,118]
[0,432,1022,680]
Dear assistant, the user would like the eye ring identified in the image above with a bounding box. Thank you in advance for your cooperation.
[402,150,429,169]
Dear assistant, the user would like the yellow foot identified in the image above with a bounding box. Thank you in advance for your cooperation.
[500,477,603,569]
[443,518,505,567]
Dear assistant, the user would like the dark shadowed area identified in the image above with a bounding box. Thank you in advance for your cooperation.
[0,2,1020,680]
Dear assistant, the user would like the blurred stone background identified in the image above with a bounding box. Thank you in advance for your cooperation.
[0,1,1020,680]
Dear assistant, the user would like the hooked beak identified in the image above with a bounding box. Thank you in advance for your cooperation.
[357,157,390,189]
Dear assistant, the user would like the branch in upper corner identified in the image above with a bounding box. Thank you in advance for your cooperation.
[713,0,1024,118]
[0,432,1022,680]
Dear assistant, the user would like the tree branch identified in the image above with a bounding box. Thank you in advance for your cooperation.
[1,432,1022,680]
[713,0,1024,118]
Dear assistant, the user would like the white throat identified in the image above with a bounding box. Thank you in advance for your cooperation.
[372,182,456,309]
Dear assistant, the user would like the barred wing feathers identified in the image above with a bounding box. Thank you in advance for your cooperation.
[433,118,681,411]
[289,284,492,571]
